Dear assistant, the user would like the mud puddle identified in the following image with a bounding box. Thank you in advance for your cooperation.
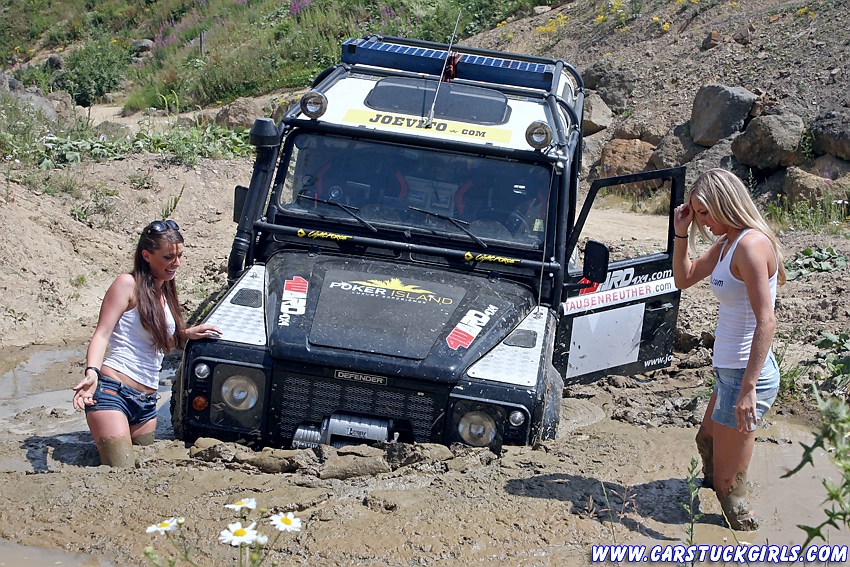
[0,540,115,566]
[0,344,848,566]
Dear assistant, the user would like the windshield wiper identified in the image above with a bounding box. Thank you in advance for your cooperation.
[408,206,487,248]
[297,194,377,232]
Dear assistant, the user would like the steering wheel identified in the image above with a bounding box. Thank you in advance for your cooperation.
[473,208,530,237]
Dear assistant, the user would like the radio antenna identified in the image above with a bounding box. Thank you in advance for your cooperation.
[425,9,462,128]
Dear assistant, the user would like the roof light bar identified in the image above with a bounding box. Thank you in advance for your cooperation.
[342,38,555,91]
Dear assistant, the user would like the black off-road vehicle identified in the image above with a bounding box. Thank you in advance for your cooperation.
[172,35,685,450]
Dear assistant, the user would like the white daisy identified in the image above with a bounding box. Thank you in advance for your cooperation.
[224,498,257,511]
[146,517,178,535]
[219,521,258,547]
[270,512,302,532]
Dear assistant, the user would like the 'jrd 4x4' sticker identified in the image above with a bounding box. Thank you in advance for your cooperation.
[447,305,499,350]
[278,276,309,327]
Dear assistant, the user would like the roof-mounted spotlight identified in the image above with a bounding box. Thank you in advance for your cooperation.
[300,92,328,119]
[525,121,553,150]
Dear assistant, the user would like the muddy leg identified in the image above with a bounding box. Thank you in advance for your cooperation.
[696,393,717,489]
[717,471,758,531]
[695,429,713,489]
[132,432,155,446]
[95,435,136,468]
[130,418,156,447]
[87,410,135,468]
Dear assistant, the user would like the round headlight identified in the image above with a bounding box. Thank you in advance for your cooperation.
[525,121,553,149]
[329,185,343,200]
[300,92,328,119]
[458,410,497,447]
[508,410,526,427]
[193,363,211,380]
[221,375,259,411]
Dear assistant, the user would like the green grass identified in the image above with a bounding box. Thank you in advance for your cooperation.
[3,0,553,113]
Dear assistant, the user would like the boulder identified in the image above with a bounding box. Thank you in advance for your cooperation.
[47,91,76,124]
[582,131,608,180]
[582,91,613,135]
[685,135,748,187]
[610,111,669,146]
[582,59,638,113]
[215,97,264,131]
[690,84,756,147]
[810,109,850,161]
[731,113,805,170]
[783,166,839,205]
[598,138,657,193]
[651,123,704,169]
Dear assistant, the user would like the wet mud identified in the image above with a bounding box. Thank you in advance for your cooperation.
[0,342,846,566]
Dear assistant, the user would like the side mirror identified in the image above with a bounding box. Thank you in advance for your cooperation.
[233,185,248,223]
[583,240,609,284]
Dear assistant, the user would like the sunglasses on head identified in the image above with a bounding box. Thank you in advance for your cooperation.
[146,219,180,233]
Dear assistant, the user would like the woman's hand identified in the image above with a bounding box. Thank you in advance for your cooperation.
[735,388,758,434]
[72,372,98,410]
[674,203,693,236]
[187,323,224,341]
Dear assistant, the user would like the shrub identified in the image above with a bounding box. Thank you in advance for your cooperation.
[51,36,133,107]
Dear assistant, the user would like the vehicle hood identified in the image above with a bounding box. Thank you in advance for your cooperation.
[265,251,535,381]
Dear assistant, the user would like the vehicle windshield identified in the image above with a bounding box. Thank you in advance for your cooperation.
[276,133,553,249]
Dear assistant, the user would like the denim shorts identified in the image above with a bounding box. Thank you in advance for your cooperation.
[711,352,780,430]
[84,375,160,426]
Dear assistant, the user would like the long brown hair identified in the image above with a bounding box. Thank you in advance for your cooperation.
[133,222,187,351]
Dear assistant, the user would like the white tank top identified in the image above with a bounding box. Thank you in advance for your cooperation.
[102,305,176,389]
[710,229,777,368]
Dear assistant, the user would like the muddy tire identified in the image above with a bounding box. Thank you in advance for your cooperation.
[170,364,186,441]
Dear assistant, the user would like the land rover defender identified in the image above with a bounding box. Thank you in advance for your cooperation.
[171,35,685,450]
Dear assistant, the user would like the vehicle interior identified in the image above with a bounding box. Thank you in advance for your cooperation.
[278,133,553,250]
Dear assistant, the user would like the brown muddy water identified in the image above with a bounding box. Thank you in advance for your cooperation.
[0,343,848,566]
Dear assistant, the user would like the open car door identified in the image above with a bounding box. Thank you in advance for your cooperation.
[555,167,686,384]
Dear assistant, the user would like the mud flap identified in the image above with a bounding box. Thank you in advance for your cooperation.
[540,363,564,441]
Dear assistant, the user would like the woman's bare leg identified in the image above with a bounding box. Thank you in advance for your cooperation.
[86,410,134,468]
[712,421,758,530]
[696,393,717,488]
[130,418,157,446]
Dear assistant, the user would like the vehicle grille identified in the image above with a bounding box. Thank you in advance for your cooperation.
[274,372,446,444]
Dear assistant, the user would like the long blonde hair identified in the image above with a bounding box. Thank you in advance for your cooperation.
[689,168,786,285]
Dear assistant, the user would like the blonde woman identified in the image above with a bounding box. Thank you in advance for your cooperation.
[672,168,785,531]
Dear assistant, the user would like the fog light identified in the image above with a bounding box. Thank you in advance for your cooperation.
[458,410,497,447]
[194,363,211,380]
[192,395,209,411]
[525,121,553,149]
[508,410,526,427]
[221,375,259,411]
[300,92,328,119]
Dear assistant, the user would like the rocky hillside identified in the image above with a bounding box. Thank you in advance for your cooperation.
[2,0,850,349]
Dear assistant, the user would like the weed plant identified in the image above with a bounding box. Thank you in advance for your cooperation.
[2,92,252,171]
[783,388,850,547]
[813,331,850,394]
[681,456,703,564]
[767,196,850,235]
[774,340,803,399]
